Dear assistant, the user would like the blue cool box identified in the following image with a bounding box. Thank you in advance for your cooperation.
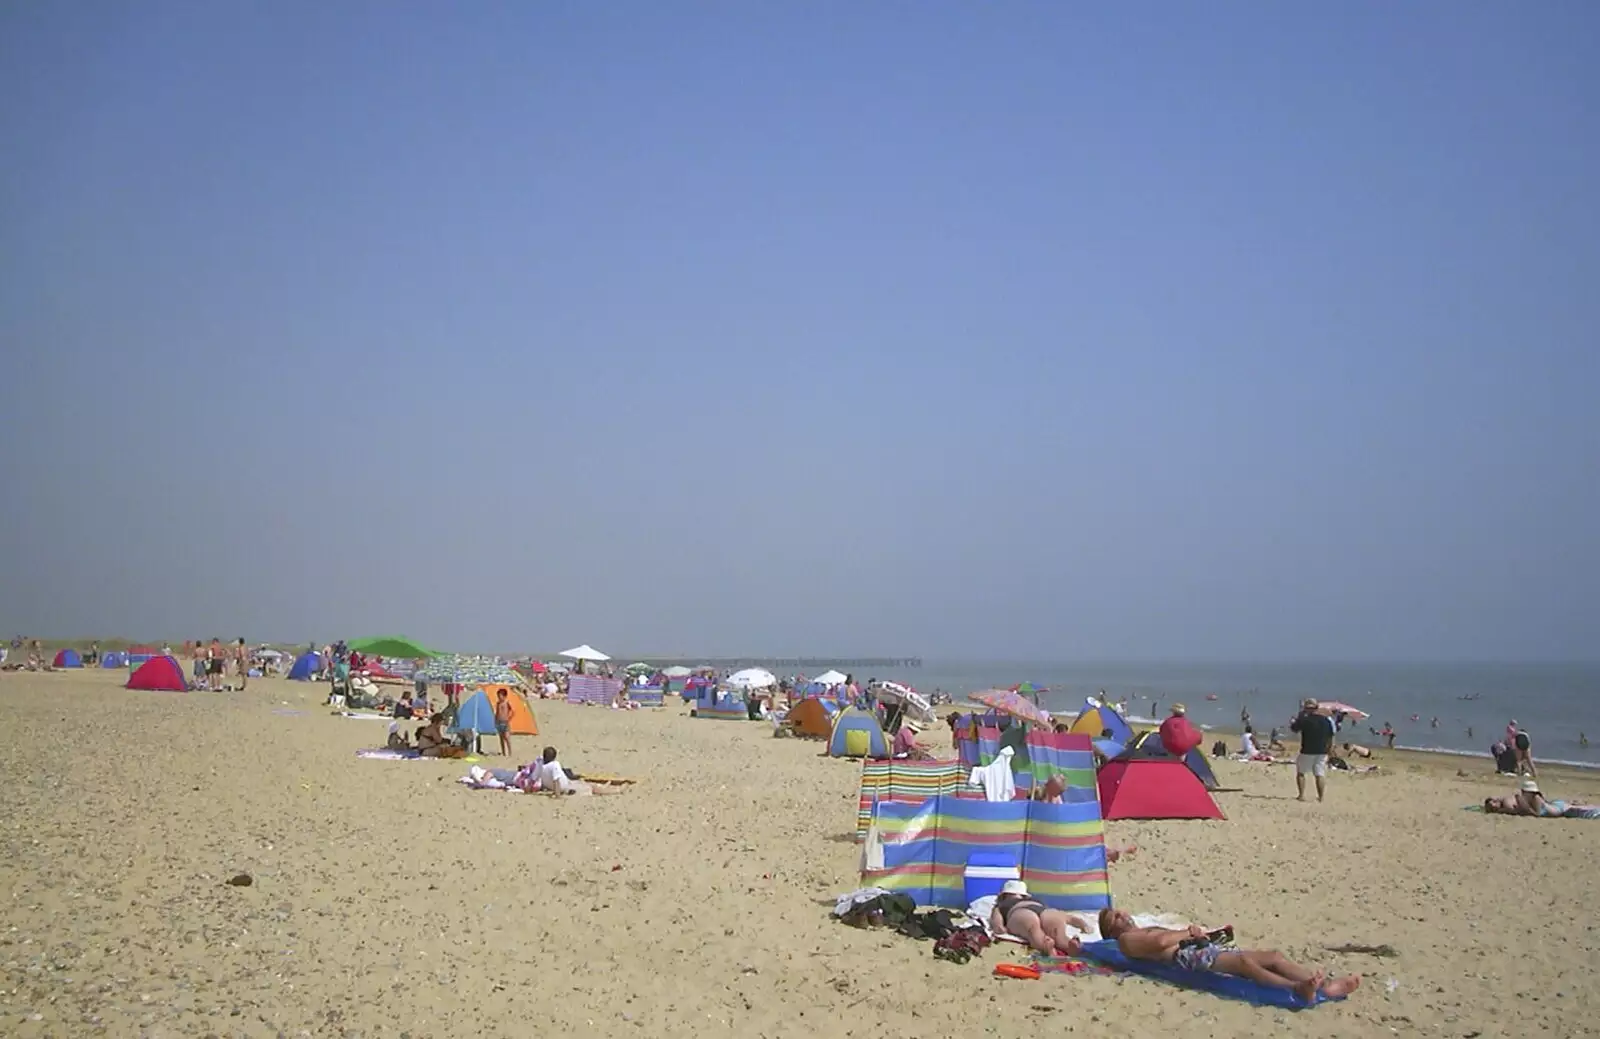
[963,852,1020,905]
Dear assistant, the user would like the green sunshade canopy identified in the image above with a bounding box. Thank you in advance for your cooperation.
[347,636,436,659]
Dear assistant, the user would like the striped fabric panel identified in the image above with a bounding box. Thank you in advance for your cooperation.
[860,792,1111,912]
[1020,800,1111,912]
[695,703,749,720]
[628,685,665,707]
[856,761,893,841]
[1023,730,1099,790]
[566,675,621,705]
[855,760,964,840]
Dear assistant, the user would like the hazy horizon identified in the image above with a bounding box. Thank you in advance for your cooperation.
[3,4,1596,660]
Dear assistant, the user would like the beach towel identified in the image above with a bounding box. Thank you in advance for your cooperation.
[1073,940,1344,1009]
[574,773,637,786]
[968,748,1017,802]
[339,711,392,720]
[356,748,422,760]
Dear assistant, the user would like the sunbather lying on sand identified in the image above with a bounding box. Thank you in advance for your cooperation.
[1096,908,1360,1003]
[1484,779,1600,818]
[511,746,626,796]
[990,881,1090,955]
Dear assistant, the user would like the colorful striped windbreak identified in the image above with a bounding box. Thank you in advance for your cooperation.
[861,794,1112,913]
[856,759,967,840]
[566,675,623,705]
[955,725,1099,799]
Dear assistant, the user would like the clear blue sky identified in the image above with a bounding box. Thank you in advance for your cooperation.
[2,2,1595,659]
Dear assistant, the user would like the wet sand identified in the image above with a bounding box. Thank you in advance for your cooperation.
[2,668,1598,1038]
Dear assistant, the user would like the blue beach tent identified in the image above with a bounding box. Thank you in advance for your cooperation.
[828,706,889,758]
[101,651,128,668]
[287,652,320,681]
[452,690,499,735]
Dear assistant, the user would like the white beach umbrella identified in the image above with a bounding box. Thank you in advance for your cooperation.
[560,644,611,662]
[812,669,848,685]
[726,668,777,690]
[662,666,693,678]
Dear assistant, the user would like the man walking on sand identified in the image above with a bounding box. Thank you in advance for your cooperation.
[234,638,249,692]
[1290,697,1335,802]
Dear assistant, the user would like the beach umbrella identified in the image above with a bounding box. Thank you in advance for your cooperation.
[1318,701,1369,720]
[969,688,1054,728]
[560,644,610,662]
[726,668,777,690]
[348,636,435,659]
[662,666,693,678]
[625,662,655,675]
[812,669,848,685]
[545,662,571,673]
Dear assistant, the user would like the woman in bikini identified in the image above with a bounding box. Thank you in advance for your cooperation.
[989,880,1091,955]
[1485,779,1600,819]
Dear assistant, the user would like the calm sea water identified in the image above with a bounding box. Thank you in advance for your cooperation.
[774,660,1600,768]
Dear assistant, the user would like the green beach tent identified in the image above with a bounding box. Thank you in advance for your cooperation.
[347,636,436,659]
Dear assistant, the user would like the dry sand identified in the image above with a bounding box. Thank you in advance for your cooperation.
[2,668,1598,1038]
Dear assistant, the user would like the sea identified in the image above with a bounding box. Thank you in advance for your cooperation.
[726,659,1600,769]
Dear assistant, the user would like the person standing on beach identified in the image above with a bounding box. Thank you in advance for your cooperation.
[1514,727,1536,777]
[191,640,206,686]
[1290,698,1335,802]
[494,689,514,757]
[234,638,249,691]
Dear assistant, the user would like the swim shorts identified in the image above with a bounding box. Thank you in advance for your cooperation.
[1174,941,1221,972]
[496,721,510,735]
[1296,753,1327,777]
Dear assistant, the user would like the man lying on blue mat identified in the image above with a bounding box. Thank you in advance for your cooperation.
[1096,908,1361,1004]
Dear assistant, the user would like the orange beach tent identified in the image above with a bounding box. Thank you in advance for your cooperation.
[476,683,539,736]
[786,698,836,739]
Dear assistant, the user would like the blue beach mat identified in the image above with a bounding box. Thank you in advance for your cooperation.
[1075,940,1344,1010]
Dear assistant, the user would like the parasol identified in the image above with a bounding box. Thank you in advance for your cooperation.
[560,644,611,662]
[969,688,1053,727]
[1317,701,1369,720]
[812,669,849,686]
[726,668,777,690]
[347,636,435,659]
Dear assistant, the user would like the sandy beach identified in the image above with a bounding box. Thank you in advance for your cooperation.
[3,668,1599,1039]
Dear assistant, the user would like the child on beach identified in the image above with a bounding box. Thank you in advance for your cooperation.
[494,689,514,757]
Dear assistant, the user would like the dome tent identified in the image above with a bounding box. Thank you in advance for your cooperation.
[828,706,889,758]
[287,652,320,681]
[126,655,189,692]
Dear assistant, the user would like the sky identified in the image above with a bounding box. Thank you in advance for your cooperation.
[1,2,1596,660]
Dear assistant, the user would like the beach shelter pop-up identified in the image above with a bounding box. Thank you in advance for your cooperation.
[474,684,539,736]
[1097,758,1225,820]
[287,652,320,681]
[828,706,889,758]
[126,655,189,692]
[53,648,83,668]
